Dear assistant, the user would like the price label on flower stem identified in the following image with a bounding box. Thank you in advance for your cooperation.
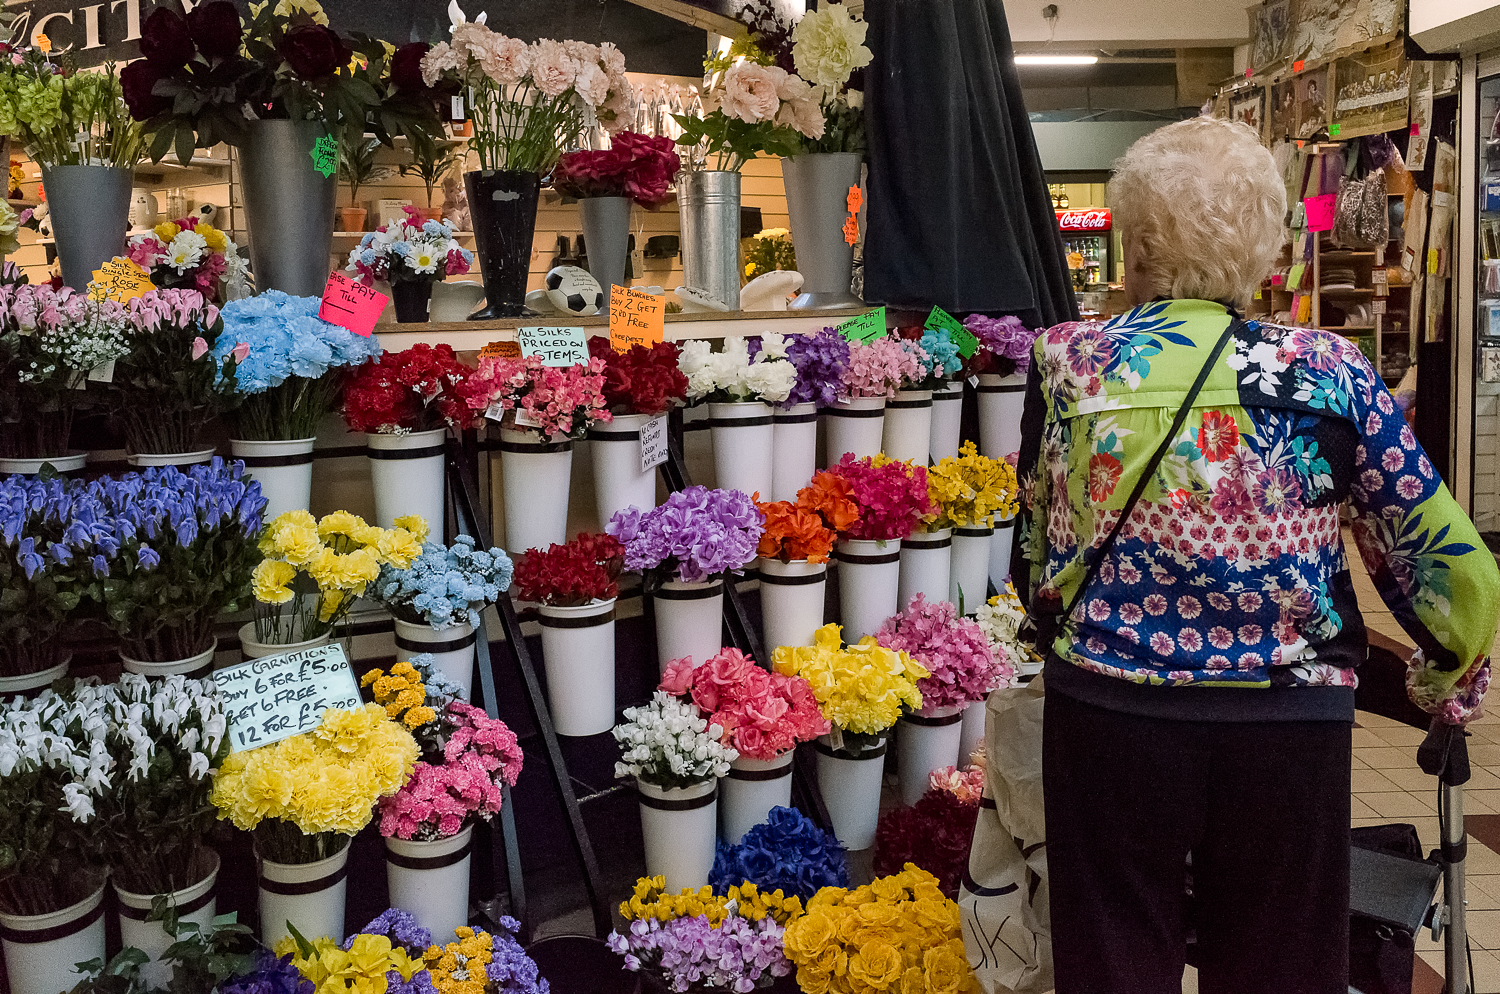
[216,643,362,752]
[835,307,886,344]
[318,271,387,338]
[478,340,523,360]
[640,415,668,473]
[88,257,154,304]
[518,326,589,367]
[926,305,980,358]
[310,135,339,179]
[610,285,665,351]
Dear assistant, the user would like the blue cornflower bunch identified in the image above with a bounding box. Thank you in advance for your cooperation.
[709,806,850,902]
[374,535,514,630]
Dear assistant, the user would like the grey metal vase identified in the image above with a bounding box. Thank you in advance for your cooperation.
[239,120,337,297]
[41,164,132,290]
[579,196,631,308]
[676,169,741,311]
[781,152,864,310]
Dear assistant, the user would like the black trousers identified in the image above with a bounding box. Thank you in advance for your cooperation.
[1043,691,1352,994]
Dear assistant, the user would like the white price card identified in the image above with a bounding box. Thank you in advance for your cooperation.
[217,643,362,752]
[518,326,588,367]
[640,416,668,473]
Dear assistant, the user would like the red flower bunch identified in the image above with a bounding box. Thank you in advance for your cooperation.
[819,454,934,542]
[551,131,682,208]
[343,343,474,433]
[513,531,625,606]
[873,787,981,899]
[756,478,859,563]
[587,338,689,417]
[457,354,612,438]
[659,648,829,762]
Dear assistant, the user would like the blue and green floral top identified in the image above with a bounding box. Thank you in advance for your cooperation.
[1015,298,1500,724]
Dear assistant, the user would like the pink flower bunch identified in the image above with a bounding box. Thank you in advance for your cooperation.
[659,648,829,762]
[876,594,1004,710]
[378,700,524,841]
[928,764,986,804]
[819,455,934,542]
[128,287,220,333]
[843,337,925,400]
[457,354,613,438]
[710,62,823,138]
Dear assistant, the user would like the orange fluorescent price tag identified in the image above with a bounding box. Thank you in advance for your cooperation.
[478,341,523,359]
[609,285,665,351]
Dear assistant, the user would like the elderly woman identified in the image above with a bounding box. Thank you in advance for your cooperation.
[1013,117,1500,991]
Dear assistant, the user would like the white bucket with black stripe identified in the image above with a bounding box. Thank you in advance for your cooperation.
[822,396,885,465]
[231,438,316,521]
[720,752,794,844]
[115,854,218,989]
[588,413,658,526]
[759,559,826,652]
[897,704,965,806]
[835,539,901,641]
[814,734,886,850]
[0,879,107,994]
[990,513,1018,590]
[538,598,617,736]
[637,780,718,892]
[498,427,573,553]
[959,700,987,767]
[950,525,994,615]
[898,527,952,610]
[928,380,964,463]
[367,428,447,531]
[384,825,473,940]
[770,402,818,501]
[652,578,723,673]
[395,620,476,702]
[708,401,774,498]
[976,372,1026,462]
[882,388,933,465]
[257,844,349,947]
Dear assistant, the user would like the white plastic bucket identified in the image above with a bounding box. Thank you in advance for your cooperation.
[257,845,349,946]
[652,579,723,673]
[238,622,330,661]
[770,403,818,502]
[822,396,886,464]
[959,699,988,768]
[835,539,901,642]
[990,515,1017,590]
[0,657,70,695]
[897,705,965,806]
[367,428,447,531]
[498,428,573,553]
[385,826,473,942]
[0,452,87,474]
[758,559,826,653]
[231,438,316,522]
[115,854,219,989]
[588,414,658,527]
[898,528,952,611]
[976,373,1026,462]
[950,526,994,615]
[814,735,886,851]
[539,599,617,736]
[881,389,932,465]
[119,640,216,679]
[395,619,476,702]
[709,401,774,498]
[928,381,963,463]
[637,780,718,893]
[129,448,216,467]
[720,752,794,844]
[0,881,107,994]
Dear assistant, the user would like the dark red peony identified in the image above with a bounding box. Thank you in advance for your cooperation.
[390,42,431,93]
[120,59,171,120]
[139,6,195,68]
[187,1,243,61]
[278,23,351,81]
[588,338,688,417]
[513,532,625,606]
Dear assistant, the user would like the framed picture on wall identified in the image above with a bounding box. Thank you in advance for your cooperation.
[1230,87,1266,140]
[1295,66,1330,139]
[1269,80,1297,142]
[1251,0,1293,73]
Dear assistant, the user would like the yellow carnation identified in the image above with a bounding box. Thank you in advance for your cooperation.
[252,558,298,604]
[197,223,228,253]
[393,515,429,543]
[318,588,347,623]
[153,221,181,242]
[273,524,324,567]
[318,510,366,542]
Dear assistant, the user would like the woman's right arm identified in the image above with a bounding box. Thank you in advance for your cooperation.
[1010,341,1048,608]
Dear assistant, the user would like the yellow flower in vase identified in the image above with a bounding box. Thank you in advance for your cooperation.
[252,559,297,604]
[393,515,429,543]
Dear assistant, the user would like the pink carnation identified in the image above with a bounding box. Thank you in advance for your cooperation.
[378,701,524,841]
[876,594,1007,710]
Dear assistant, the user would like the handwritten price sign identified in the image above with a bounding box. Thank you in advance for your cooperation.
[319,271,387,337]
[310,134,339,179]
[88,257,155,304]
[518,326,589,366]
[610,285,665,351]
[925,305,980,358]
[217,644,362,752]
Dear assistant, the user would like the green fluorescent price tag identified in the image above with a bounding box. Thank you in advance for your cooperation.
[836,307,886,343]
[310,135,339,178]
[1329,123,1342,137]
[925,305,979,358]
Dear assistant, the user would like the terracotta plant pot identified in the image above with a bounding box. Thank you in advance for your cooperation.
[338,206,367,233]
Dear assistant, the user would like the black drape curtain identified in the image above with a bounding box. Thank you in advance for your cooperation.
[862,0,1079,329]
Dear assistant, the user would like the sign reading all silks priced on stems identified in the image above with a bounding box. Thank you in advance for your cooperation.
[216,643,362,752]
[518,326,589,366]
[835,307,886,343]
[319,271,387,338]
[925,305,980,358]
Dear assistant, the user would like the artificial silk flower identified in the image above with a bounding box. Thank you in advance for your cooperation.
[772,623,927,737]
[875,594,1004,710]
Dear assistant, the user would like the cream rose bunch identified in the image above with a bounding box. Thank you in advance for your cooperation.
[675,39,822,171]
[788,2,873,155]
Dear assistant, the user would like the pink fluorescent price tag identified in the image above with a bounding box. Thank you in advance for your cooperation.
[318,271,387,337]
[1411,121,1421,136]
[1303,193,1337,233]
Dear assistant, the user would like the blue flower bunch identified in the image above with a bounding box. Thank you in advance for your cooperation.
[917,328,965,381]
[374,535,515,630]
[708,806,850,902]
[214,290,381,394]
[218,949,316,994]
[409,652,468,706]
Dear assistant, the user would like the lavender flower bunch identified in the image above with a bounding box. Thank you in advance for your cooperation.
[373,535,515,631]
[607,486,765,583]
[218,950,316,994]
[607,915,792,993]
[964,314,1037,376]
[347,909,441,994]
[774,329,850,409]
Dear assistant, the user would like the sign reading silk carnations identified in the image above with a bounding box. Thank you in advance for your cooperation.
[215,644,362,752]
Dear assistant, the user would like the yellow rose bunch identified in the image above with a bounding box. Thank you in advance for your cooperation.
[774,624,928,737]
[925,442,1019,529]
[361,661,437,730]
[423,927,495,994]
[274,932,424,994]
[618,877,804,927]
[782,865,978,994]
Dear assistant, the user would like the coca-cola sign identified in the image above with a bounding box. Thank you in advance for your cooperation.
[1057,209,1112,232]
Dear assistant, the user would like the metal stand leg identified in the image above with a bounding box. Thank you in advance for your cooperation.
[1443,782,1468,994]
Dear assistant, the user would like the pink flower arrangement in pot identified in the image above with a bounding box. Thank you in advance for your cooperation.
[457,354,612,438]
[816,455,934,543]
[843,337,924,400]
[876,594,1009,711]
[659,647,829,761]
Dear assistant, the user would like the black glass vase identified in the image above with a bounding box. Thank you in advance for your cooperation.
[464,169,542,319]
[392,279,434,323]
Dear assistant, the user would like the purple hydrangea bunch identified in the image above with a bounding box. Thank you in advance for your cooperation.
[607,914,792,993]
[751,329,850,408]
[963,314,1036,375]
[607,486,765,582]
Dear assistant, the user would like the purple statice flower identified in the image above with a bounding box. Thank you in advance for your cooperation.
[965,314,1038,375]
[609,915,791,993]
[607,486,765,583]
[219,950,316,994]
[347,908,432,954]
[763,329,850,408]
[485,918,549,994]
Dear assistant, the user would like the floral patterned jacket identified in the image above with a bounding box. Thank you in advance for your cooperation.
[1015,298,1500,723]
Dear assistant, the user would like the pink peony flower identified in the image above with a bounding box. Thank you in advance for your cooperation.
[876,594,1007,710]
[530,38,579,98]
[720,62,786,124]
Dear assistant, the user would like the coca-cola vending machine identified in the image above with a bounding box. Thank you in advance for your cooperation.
[1057,208,1113,290]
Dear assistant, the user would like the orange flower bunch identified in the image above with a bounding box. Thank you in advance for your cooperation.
[756,475,861,564]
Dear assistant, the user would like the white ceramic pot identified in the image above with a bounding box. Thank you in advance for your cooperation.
[652,578,723,673]
[0,657,70,696]
[498,427,573,553]
[834,539,901,641]
[129,448,216,468]
[119,639,216,679]
[814,734,886,851]
[0,452,86,475]
[950,526,994,615]
[758,559,826,653]
[258,846,349,946]
[395,620,476,702]
[115,854,218,989]
[770,403,818,502]
[720,752,794,844]
[898,528,952,611]
[990,514,1017,590]
[238,622,330,661]
[384,826,473,941]
[588,413,658,527]
[0,881,107,994]
[637,780,718,893]
[928,381,964,463]
[882,389,933,465]
[538,598,617,737]
[822,397,886,464]
[367,429,447,531]
[959,699,988,768]
[231,438,316,522]
[977,373,1026,462]
[897,705,965,806]
[708,401,774,498]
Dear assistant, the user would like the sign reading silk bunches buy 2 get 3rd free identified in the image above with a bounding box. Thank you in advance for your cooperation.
[216,644,362,752]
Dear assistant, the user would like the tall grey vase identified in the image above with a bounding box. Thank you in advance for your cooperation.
[580,196,631,308]
[676,170,741,311]
[239,120,336,297]
[41,164,131,290]
[781,152,863,310]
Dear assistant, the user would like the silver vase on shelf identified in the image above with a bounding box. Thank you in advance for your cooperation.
[676,169,741,311]
[41,164,132,290]
[580,195,632,308]
[238,120,337,297]
[781,152,864,310]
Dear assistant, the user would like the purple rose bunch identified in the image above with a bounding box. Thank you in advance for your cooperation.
[750,329,850,408]
[607,915,792,993]
[607,486,765,582]
[964,314,1038,376]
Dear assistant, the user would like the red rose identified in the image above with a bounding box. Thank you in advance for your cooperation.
[120,58,171,120]
[187,1,242,61]
[139,6,194,68]
[391,42,429,93]
[278,23,351,81]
